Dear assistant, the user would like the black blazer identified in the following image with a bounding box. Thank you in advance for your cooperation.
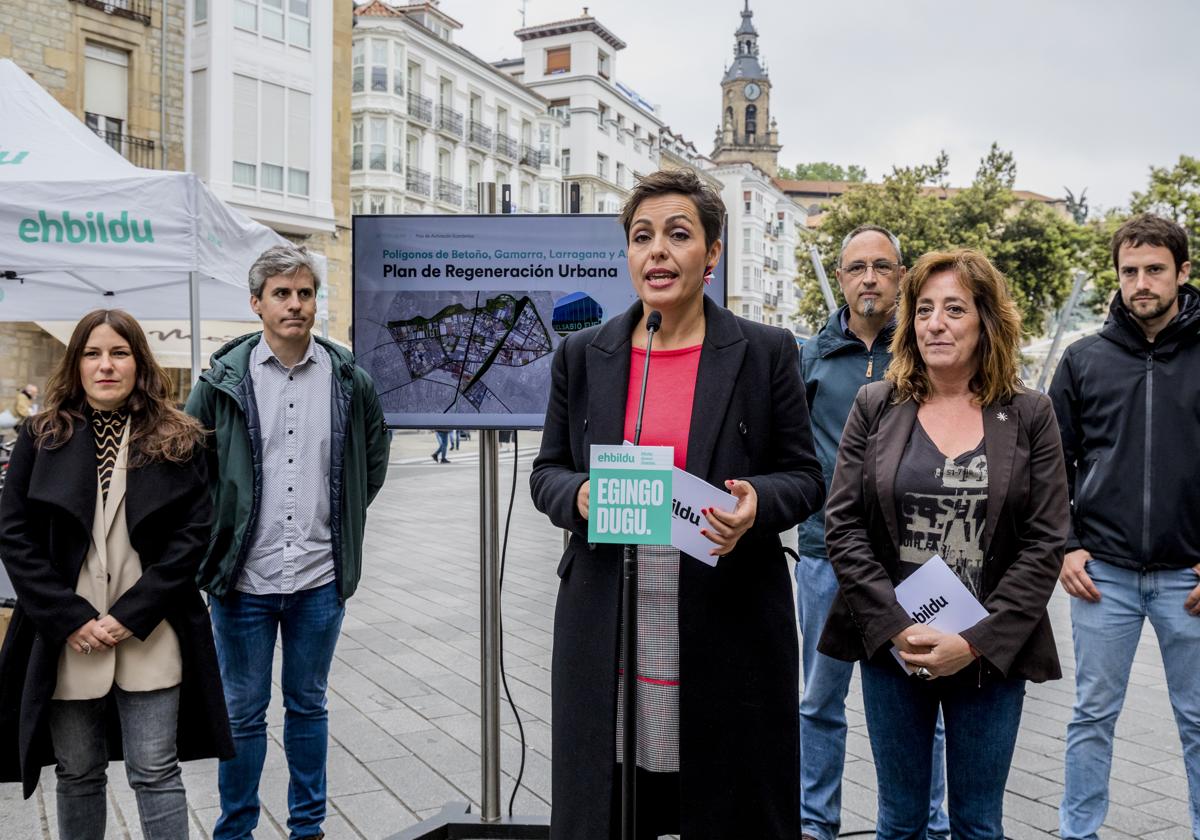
[818,381,1070,684]
[530,297,824,840]
[0,421,234,798]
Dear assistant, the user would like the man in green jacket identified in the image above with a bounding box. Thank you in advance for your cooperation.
[186,244,388,840]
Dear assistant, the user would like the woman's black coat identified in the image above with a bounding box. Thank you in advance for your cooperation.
[530,298,825,840]
[0,420,234,798]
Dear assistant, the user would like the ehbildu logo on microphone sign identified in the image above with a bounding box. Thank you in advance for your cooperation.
[587,445,674,546]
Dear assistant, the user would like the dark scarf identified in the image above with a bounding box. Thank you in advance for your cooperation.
[90,406,129,503]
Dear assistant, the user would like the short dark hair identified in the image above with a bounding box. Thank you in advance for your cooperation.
[839,224,903,266]
[619,169,725,248]
[1111,213,1190,273]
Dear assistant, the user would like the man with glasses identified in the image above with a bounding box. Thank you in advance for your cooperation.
[797,224,949,840]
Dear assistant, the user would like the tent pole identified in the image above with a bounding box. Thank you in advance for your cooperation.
[189,271,202,384]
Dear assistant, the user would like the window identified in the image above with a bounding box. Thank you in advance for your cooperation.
[496,105,508,134]
[406,135,419,171]
[597,103,609,133]
[742,303,751,317]
[745,104,757,136]
[392,122,403,174]
[616,162,626,187]
[262,0,284,40]
[520,182,531,213]
[743,190,751,212]
[232,75,311,196]
[545,46,570,75]
[538,183,550,214]
[616,114,625,144]
[288,0,310,49]
[371,40,388,92]
[84,43,128,149]
[437,148,451,180]
[369,116,386,171]
[260,81,285,190]
[234,0,256,31]
[549,97,570,124]
[194,0,208,23]
[598,50,610,79]
[393,43,404,95]
[469,93,482,121]
[596,153,608,181]
[351,194,363,215]
[234,0,308,47]
[352,41,364,92]
[407,61,421,95]
[561,148,570,176]
[232,74,257,185]
[742,227,751,252]
[369,193,386,215]
[351,117,363,170]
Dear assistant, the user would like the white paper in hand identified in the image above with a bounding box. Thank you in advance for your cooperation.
[669,467,738,566]
[890,555,989,674]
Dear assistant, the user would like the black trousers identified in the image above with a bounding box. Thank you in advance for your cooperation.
[609,764,681,839]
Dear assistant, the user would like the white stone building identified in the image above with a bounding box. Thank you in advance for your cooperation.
[350,0,563,216]
[500,12,662,214]
[188,0,336,238]
[711,161,804,333]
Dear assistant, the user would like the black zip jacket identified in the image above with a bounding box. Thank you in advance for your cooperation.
[1049,283,1200,570]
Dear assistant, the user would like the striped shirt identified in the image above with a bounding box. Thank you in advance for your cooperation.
[238,335,334,595]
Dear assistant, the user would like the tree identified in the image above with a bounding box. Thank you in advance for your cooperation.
[795,144,1083,336]
[778,161,868,182]
[1130,154,1200,266]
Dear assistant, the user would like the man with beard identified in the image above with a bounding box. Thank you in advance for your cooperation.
[1051,213,1200,839]
[796,225,949,840]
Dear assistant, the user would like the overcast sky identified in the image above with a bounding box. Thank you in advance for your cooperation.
[444,0,1196,212]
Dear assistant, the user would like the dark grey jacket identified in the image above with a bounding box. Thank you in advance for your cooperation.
[798,306,894,559]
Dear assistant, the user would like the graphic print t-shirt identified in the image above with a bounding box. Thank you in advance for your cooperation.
[895,423,988,600]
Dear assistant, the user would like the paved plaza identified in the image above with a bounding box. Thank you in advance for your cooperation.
[0,429,1193,839]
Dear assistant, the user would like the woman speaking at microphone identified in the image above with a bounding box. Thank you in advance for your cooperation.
[531,169,824,840]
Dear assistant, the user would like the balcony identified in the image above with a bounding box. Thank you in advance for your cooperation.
[436,177,463,207]
[519,144,544,169]
[406,167,431,197]
[495,132,518,160]
[764,292,780,308]
[436,105,463,139]
[92,128,157,168]
[407,92,432,125]
[468,120,493,151]
[70,0,152,25]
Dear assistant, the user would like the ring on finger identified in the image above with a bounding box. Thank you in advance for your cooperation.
[81,641,92,655]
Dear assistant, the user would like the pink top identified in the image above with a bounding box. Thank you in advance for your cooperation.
[623,344,703,470]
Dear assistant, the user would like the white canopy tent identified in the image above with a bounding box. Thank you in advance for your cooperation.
[0,58,292,379]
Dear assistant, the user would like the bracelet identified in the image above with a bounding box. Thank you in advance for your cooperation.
[968,643,981,660]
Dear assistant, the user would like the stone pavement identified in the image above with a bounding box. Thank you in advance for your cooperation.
[0,429,1194,838]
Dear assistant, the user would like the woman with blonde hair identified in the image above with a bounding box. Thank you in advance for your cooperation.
[819,249,1070,839]
[0,309,232,839]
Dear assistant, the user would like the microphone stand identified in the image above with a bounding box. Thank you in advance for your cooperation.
[621,309,661,840]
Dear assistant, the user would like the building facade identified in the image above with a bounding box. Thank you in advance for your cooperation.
[0,0,187,397]
[188,0,353,340]
[351,0,563,218]
[507,12,661,214]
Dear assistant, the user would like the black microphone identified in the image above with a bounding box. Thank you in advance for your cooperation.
[632,310,661,446]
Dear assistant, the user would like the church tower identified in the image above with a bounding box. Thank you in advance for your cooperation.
[711,0,781,176]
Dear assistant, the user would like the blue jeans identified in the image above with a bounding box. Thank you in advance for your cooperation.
[860,658,1025,840]
[796,555,949,840]
[50,686,186,840]
[433,431,449,461]
[1061,559,1200,839]
[210,581,345,840]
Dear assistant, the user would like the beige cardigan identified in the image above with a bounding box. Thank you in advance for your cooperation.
[53,430,182,700]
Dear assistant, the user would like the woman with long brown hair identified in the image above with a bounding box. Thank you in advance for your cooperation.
[0,309,233,839]
[819,249,1070,839]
